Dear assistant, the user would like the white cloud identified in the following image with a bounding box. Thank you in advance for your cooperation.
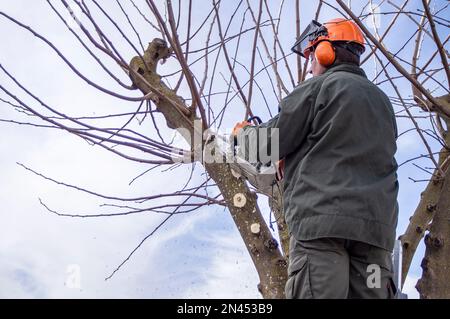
[181,229,261,299]
[0,119,215,298]
[402,275,420,299]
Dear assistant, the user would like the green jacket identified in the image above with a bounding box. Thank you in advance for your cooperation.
[240,63,399,251]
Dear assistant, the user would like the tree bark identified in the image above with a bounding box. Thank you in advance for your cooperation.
[399,151,443,286]
[128,39,287,298]
[400,95,450,290]
[415,104,450,298]
[416,157,450,298]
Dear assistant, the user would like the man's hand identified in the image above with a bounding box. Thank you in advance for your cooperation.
[232,120,251,136]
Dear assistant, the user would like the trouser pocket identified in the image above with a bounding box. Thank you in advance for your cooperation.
[285,254,313,299]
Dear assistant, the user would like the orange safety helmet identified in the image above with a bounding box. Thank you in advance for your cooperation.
[291,18,365,66]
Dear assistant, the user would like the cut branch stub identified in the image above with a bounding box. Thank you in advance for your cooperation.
[233,193,247,208]
[129,38,194,130]
[250,223,261,235]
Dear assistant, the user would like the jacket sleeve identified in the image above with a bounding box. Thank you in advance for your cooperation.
[237,80,319,164]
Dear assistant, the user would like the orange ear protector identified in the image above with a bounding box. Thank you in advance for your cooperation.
[314,41,335,67]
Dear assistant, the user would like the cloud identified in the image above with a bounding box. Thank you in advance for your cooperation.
[0,256,47,298]
[181,228,261,299]
[0,120,218,298]
[0,194,217,298]
[402,275,420,299]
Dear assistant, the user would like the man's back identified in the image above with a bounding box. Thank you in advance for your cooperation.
[239,17,401,298]
[238,61,399,299]
[280,63,399,252]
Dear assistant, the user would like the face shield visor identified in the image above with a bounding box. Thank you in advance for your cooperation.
[291,20,328,58]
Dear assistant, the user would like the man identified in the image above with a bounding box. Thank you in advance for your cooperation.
[233,18,399,299]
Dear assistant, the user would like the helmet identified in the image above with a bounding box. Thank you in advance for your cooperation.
[291,18,365,66]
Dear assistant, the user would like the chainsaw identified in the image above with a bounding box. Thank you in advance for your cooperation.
[225,116,282,198]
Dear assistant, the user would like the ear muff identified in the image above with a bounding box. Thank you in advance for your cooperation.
[314,41,335,66]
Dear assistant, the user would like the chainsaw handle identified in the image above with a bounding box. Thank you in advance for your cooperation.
[247,116,262,125]
[233,116,262,155]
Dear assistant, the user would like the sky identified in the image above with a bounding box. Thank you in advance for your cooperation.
[0,0,448,299]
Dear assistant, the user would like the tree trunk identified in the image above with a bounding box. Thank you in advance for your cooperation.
[269,183,290,257]
[128,39,287,298]
[416,113,450,298]
[416,160,450,298]
[400,95,450,292]
[399,151,444,286]
[206,162,287,298]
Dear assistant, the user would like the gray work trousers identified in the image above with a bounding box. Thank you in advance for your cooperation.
[285,236,397,299]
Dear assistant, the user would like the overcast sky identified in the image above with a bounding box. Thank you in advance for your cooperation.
[1,0,448,299]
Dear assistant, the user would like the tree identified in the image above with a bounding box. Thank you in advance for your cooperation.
[0,0,448,298]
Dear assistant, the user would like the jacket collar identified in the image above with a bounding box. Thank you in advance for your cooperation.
[324,63,367,78]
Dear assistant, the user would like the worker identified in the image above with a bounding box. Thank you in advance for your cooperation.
[233,18,399,299]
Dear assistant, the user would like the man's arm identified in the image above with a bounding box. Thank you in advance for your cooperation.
[237,80,319,164]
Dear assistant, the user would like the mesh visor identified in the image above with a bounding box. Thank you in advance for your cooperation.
[291,20,324,57]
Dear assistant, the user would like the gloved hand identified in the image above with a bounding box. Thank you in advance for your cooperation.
[232,120,251,136]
